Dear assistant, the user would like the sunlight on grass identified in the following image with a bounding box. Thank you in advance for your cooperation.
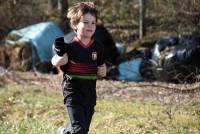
[0,84,199,134]
[91,100,200,134]
[0,85,65,134]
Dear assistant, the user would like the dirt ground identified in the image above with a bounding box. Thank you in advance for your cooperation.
[0,67,200,105]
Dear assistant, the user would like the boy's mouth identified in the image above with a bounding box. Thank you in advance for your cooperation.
[86,29,93,32]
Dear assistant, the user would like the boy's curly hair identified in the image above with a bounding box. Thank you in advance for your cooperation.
[67,2,98,31]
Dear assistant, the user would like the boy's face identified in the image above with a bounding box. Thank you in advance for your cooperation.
[76,13,96,39]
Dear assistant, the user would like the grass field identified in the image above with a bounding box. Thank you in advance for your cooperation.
[0,84,200,134]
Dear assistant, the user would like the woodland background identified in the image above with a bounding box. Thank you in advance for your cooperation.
[0,0,200,41]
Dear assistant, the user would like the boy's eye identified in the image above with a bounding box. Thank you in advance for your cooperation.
[82,21,96,25]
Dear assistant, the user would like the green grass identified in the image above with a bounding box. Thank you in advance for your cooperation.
[0,84,199,134]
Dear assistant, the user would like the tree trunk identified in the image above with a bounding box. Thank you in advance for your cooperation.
[48,0,69,33]
[49,0,58,8]
[58,0,69,33]
[139,0,146,39]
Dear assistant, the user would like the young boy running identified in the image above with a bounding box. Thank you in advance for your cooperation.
[51,2,106,134]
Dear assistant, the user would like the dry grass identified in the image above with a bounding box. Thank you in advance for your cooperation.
[0,70,200,133]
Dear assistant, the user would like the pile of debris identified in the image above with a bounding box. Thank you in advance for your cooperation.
[0,22,64,73]
[151,34,200,83]
[114,33,200,83]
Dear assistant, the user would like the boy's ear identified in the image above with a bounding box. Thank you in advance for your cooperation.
[72,25,77,31]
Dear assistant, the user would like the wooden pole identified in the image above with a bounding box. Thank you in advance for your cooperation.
[139,0,146,39]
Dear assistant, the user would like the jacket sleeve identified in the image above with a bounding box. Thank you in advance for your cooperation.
[97,41,105,66]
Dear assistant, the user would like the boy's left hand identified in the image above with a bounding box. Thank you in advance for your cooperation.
[97,64,107,77]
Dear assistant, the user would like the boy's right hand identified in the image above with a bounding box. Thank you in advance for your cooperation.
[54,41,67,56]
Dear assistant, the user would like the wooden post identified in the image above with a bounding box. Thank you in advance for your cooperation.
[139,0,146,39]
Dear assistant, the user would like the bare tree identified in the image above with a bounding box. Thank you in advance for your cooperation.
[48,0,69,33]
[139,0,146,39]
[59,0,69,33]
